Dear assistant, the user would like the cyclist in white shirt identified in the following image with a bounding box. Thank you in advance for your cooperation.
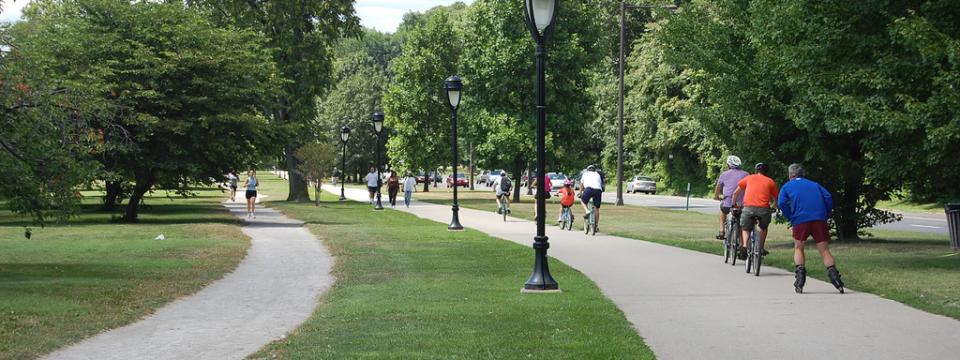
[579,165,604,229]
[494,172,512,214]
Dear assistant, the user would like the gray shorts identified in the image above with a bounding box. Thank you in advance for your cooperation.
[740,207,772,231]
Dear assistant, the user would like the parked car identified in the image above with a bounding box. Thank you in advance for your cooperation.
[626,175,657,194]
[446,173,468,187]
[415,172,427,184]
[486,169,505,187]
[478,170,490,185]
[546,172,568,193]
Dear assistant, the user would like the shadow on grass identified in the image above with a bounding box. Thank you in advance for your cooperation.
[0,263,133,282]
[0,203,238,227]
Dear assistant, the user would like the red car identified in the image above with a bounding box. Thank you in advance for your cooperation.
[416,172,427,184]
[446,173,468,187]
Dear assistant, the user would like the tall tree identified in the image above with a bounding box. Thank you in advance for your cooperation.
[192,0,361,202]
[382,7,463,192]
[18,0,277,222]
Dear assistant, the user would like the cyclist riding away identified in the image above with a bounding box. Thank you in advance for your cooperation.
[494,172,512,214]
[778,163,845,293]
[579,165,604,230]
[732,163,778,260]
[557,179,576,224]
[714,155,749,240]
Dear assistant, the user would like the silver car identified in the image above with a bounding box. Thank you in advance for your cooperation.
[626,176,657,194]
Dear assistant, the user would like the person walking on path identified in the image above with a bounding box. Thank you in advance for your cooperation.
[243,170,259,218]
[532,173,552,220]
[401,171,417,208]
[732,163,778,260]
[226,170,239,202]
[387,171,400,207]
[714,156,749,240]
[778,163,845,294]
[365,167,379,205]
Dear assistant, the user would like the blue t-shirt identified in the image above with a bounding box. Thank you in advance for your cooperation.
[247,177,258,191]
[777,177,833,225]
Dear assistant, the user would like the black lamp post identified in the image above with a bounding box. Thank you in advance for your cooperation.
[445,75,464,231]
[339,125,351,201]
[372,112,385,211]
[522,0,559,292]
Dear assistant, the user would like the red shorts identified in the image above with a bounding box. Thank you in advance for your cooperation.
[792,221,830,243]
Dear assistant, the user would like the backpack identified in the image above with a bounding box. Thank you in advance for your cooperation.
[500,178,512,192]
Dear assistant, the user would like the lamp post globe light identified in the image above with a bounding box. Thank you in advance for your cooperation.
[339,125,351,201]
[445,75,464,231]
[522,0,559,292]
[372,112,385,211]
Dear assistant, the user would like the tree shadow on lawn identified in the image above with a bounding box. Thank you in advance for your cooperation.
[0,263,135,282]
[0,203,239,227]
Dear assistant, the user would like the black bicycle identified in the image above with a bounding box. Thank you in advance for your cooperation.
[724,209,741,265]
[744,215,763,276]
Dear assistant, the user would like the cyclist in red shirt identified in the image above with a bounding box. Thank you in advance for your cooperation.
[556,179,576,224]
[732,163,779,260]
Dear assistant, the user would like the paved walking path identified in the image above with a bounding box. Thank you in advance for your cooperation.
[43,198,333,360]
[330,185,960,360]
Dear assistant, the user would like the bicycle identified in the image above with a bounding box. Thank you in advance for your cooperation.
[497,194,509,222]
[559,206,573,230]
[584,202,597,236]
[724,208,742,266]
[744,215,763,276]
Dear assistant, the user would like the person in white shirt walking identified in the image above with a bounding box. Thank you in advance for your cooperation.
[366,167,379,204]
[401,171,417,208]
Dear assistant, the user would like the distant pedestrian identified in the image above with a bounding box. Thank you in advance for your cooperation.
[387,171,400,207]
[366,167,379,204]
[243,169,259,218]
[402,171,417,207]
[332,167,341,185]
[226,170,239,202]
[778,163,845,294]
[532,173,552,219]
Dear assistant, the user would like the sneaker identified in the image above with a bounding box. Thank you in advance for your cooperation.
[737,248,748,260]
[761,249,769,256]
[507,208,511,214]
[716,232,725,241]
[497,208,502,214]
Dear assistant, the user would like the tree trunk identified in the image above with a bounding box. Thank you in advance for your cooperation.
[285,142,311,202]
[512,155,524,203]
[469,141,475,191]
[100,181,122,211]
[122,171,156,223]
[831,144,865,241]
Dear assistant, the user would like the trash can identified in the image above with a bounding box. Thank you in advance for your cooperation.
[947,203,960,250]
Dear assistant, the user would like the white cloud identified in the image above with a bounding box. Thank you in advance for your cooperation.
[1,0,31,23]
[0,0,474,31]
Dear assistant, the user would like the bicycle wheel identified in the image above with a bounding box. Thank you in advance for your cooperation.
[753,239,762,277]
[723,225,732,264]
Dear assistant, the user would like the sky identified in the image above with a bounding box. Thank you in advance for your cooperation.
[1,1,474,32]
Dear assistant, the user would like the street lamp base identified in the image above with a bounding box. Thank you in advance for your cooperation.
[520,288,562,294]
[339,197,347,202]
[448,206,463,231]
[374,194,384,210]
[616,199,624,206]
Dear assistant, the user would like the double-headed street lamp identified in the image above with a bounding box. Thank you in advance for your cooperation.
[445,75,464,231]
[339,125,351,201]
[616,1,679,206]
[522,0,559,292]
[372,112,385,211]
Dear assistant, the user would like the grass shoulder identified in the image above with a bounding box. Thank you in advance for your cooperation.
[250,175,653,359]
[0,188,249,359]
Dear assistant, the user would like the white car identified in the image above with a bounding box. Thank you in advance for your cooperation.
[486,169,505,187]
[626,176,657,194]
[546,172,567,193]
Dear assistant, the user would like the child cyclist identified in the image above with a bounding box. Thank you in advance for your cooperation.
[557,179,576,224]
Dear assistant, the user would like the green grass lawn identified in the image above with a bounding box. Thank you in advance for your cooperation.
[0,188,249,359]
[250,175,653,359]
[415,189,960,321]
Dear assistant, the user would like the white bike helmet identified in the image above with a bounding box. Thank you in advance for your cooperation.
[726,155,742,168]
